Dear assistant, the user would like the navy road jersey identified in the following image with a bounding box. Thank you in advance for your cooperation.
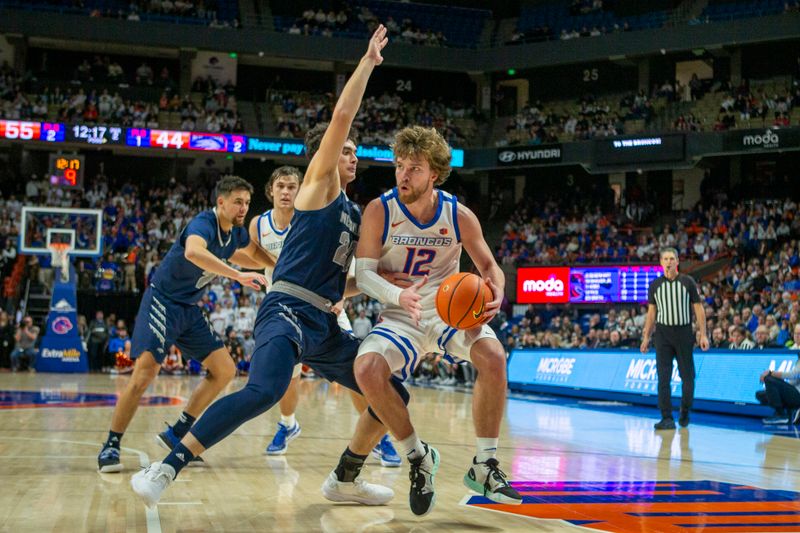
[150,209,250,305]
[271,191,361,303]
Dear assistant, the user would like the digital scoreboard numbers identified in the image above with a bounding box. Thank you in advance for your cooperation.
[67,125,123,145]
[619,265,662,303]
[48,154,85,188]
[126,129,189,149]
[0,120,65,142]
[42,123,65,142]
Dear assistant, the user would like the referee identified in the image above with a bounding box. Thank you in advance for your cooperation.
[640,247,709,430]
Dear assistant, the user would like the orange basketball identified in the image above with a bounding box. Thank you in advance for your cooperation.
[435,272,492,330]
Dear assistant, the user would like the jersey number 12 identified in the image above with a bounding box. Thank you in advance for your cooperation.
[402,247,436,276]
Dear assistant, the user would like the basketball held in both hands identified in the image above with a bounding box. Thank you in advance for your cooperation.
[435,272,492,329]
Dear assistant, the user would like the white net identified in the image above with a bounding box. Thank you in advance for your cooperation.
[49,243,71,283]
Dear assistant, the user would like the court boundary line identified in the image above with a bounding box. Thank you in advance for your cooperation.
[0,436,161,533]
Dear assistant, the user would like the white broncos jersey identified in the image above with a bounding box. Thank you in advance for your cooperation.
[256,209,291,286]
[378,188,462,319]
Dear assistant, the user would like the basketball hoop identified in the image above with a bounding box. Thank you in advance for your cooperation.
[48,242,72,283]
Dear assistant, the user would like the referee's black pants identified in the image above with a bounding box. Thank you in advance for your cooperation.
[654,325,695,419]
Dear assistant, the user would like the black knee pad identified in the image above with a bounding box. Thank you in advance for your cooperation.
[367,377,410,423]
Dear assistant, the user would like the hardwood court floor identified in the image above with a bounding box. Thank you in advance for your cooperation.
[1,373,799,533]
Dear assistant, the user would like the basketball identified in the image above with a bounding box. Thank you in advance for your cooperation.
[435,272,492,329]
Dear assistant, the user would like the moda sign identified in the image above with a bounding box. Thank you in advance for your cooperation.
[743,129,779,148]
[496,144,562,166]
[725,127,800,152]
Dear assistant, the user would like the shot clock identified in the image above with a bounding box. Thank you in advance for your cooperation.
[48,154,85,188]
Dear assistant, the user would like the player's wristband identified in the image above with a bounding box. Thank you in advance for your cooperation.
[355,258,403,306]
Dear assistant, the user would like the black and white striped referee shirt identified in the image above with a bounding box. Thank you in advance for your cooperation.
[647,274,701,327]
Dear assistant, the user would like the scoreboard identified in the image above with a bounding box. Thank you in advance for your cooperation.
[517,265,663,304]
[0,119,465,166]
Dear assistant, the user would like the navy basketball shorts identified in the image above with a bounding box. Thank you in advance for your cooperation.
[130,287,224,364]
[254,292,361,393]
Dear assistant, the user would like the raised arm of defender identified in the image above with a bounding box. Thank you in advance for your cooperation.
[296,25,388,211]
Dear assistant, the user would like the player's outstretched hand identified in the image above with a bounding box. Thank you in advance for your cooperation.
[365,24,388,65]
[399,275,427,325]
[331,299,344,316]
[379,269,413,288]
[237,271,268,291]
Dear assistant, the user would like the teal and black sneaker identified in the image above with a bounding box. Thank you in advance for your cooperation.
[463,457,522,505]
[408,443,440,516]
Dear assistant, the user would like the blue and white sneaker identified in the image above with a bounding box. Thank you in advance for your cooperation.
[155,423,204,465]
[266,421,301,455]
[98,445,123,473]
[371,434,401,467]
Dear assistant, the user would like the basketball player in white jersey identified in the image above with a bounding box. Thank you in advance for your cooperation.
[349,126,522,515]
[250,165,401,466]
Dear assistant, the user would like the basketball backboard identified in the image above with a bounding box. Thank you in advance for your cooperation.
[19,207,103,258]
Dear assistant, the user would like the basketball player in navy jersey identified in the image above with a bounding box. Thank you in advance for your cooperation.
[254,166,401,467]
[347,126,522,515]
[132,26,398,507]
[97,175,271,472]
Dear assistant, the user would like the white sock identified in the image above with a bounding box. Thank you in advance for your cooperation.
[476,437,498,463]
[280,414,296,428]
[399,432,426,462]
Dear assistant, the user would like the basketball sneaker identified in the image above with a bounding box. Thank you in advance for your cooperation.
[371,435,401,467]
[97,446,123,473]
[131,462,175,509]
[155,423,204,465]
[463,457,523,505]
[321,470,394,505]
[266,421,301,455]
[408,443,440,516]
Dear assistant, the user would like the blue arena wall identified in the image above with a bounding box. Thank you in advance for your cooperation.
[508,348,799,417]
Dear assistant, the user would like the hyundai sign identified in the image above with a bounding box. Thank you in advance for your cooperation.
[496,144,562,166]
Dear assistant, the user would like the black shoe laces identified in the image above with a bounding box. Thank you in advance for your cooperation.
[409,455,433,492]
[484,458,510,487]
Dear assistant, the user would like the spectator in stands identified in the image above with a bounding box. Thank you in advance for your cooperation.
[352,309,372,339]
[754,325,782,349]
[729,325,756,349]
[710,326,727,348]
[11,316,39,371]
[0,311,12,370]
[161,346,185,375]
[85,310,110,372]
[758,351,800,424]
[106,324,130,373]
